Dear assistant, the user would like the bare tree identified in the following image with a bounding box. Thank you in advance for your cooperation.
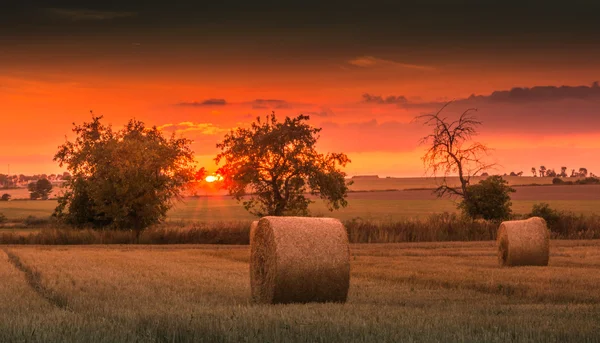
[415,102,495,199]
[517,171,523,176]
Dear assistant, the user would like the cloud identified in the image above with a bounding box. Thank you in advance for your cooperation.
[304,107,334,117]
[157,122,229,135]
[467,81,600,103]
[348,56,435,71]
[44,8,137,21]
[362,93,408,105]
[251,99,291,109]
[177,98,227,106]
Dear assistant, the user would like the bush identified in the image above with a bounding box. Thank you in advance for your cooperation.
[528,203,562,228]
[576,177,600,185]
[459,176,515,221]
[0,193,10,201]
[0,213,6,224]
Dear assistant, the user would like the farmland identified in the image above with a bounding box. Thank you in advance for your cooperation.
[2,184,600,223]
[1,241,599,342]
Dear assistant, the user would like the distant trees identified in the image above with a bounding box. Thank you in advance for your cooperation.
[546,169,557,177]
[215,112,351,217]
[560,167,568,178]
[53,115,196,232]
[579,168,588,177]
[539,166,547,177]
[28,179,53,200]
[531,167,537,177]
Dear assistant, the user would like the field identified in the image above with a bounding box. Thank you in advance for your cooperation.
[0,241,599,342]
[2,184,600,223]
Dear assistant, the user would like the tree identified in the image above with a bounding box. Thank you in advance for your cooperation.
[415,103,495,200]
[546,169,557,177]
[509,171,517,176]
[531,167,537,177]
[458,175,515,221]
[516,171,523,176]
[53,114,196,232]
[27,179,53,200]
[560,166,568,178]
[539,166,546,177]
[0,194,10,201]
[579,167,588,177]
[215,112,351,217]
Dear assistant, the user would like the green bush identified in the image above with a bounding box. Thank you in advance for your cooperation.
[459,176,515,221]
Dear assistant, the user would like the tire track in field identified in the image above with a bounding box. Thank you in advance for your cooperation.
[1,248,73,311]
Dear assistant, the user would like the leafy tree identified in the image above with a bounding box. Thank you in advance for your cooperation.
[53,115,195,232]
[579,167,588,177]
[531,167,536,177]
[458,175,515,221]
[560,166,568,177]
[539,166,546,177]
[546,169,557,177]
[0,193,10,201]
[215,112,351,217]
[415,102,495,201]
[27,179,53,200]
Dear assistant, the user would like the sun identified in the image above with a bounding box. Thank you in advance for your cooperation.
[205,174,223,183]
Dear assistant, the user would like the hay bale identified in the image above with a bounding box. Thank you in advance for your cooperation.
[497,217,550,267]
[250,216,350,304]
[249,220,259,246]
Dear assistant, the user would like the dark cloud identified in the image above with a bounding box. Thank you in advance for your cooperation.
[362,93,408,105]
[468,82,600,103]
[177,99,227,106]
[251,99,291,109]
[304,107,334,117]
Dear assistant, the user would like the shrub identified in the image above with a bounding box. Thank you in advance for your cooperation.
[0,213,6,224]
[459,176,515,221]
[0,193,10,201]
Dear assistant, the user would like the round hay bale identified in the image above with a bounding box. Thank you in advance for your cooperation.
[250,216,350,304]
[249,220,259,246]
[497,217,550,267]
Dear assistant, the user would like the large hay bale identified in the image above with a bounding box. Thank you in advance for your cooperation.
[250,216,350,304]
[497,217,550,267]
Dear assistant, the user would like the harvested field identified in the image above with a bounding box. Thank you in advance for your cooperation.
[0,241,599,342]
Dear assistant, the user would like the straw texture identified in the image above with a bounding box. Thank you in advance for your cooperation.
[249,220,259,246]
[497,217,550,267]
[250,216,350,304]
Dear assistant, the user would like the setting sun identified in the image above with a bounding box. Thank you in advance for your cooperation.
[205,175,223,183]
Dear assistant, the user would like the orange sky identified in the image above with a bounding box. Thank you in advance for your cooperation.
[2,2,600,177]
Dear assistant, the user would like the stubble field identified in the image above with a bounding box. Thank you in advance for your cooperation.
[1,241,599,342]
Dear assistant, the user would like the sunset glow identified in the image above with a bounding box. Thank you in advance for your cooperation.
[1,3,600,177]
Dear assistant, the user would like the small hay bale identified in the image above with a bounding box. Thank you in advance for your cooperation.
[249,220,259,246]
[250,216,350,304]
[497,217,550,267]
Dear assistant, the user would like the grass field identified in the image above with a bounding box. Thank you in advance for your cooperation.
[1,241,599,342]
[3,185,600,223]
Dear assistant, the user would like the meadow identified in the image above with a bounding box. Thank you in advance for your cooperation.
[1,241,599,342]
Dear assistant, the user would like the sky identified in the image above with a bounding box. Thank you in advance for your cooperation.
[2,1,600,177]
